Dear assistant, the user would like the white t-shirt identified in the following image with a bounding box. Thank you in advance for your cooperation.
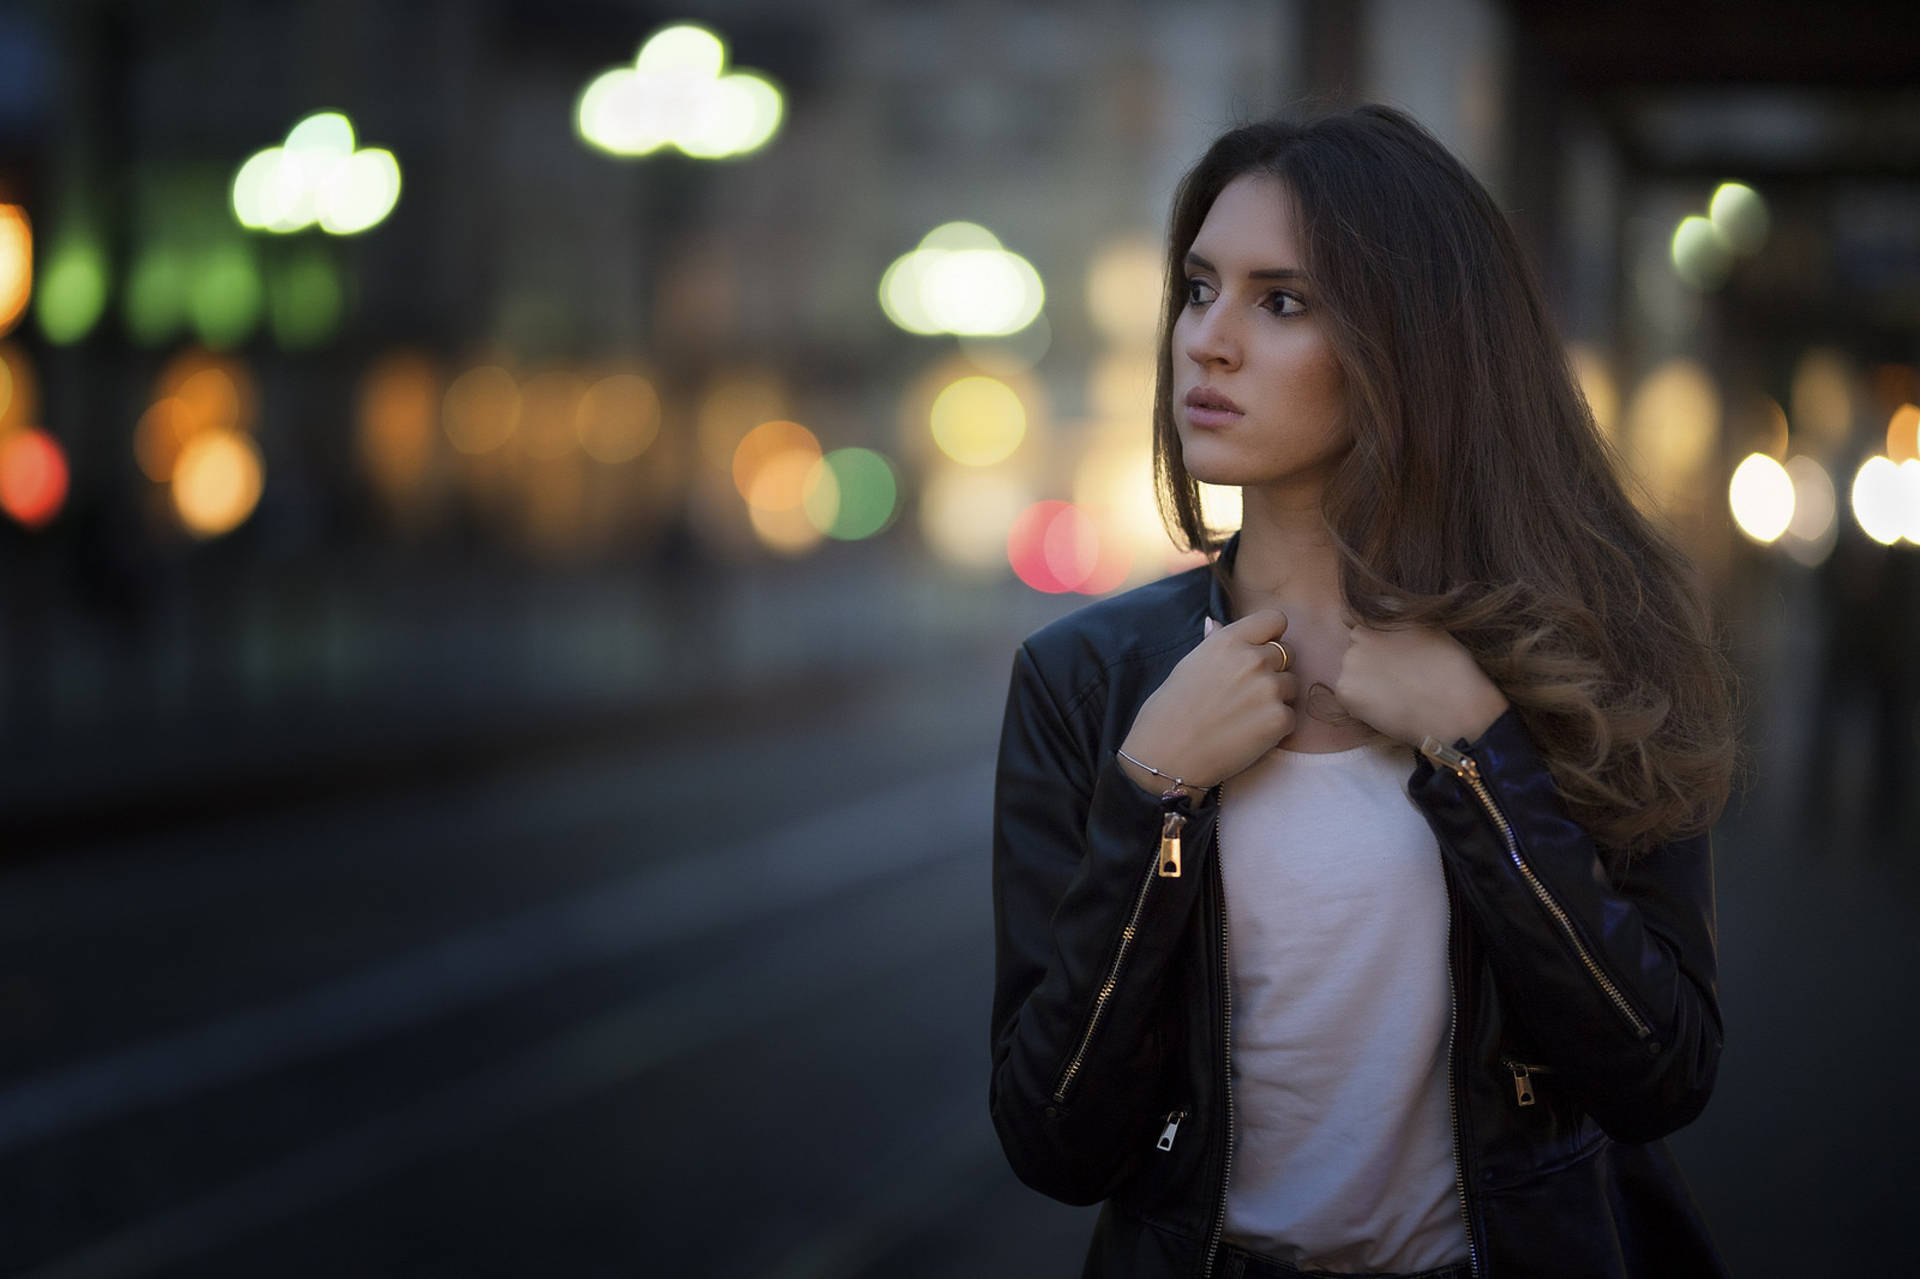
[1217,736,1471,1273]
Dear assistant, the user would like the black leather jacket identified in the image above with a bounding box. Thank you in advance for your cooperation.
[988,533,1728,1278]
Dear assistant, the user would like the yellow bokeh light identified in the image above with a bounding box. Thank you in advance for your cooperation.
[930,375,1026,466]
[443,366,521,454]
[577,374,661,464]
[172,429,264,537]
[1728,453,1794,544]
[918,466,1030,571]
[1085,236,1164,346]
[577,23,785,160]
[732,419,820,504]
[1670,215,1733,291]
[1624,358,1720,501]
[1791,348,1853,450]
[0,205,31,337]
[1886,403,1920,464]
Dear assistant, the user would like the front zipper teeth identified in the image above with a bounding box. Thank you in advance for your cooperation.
[1201,792,1234,1279]
[1433,746,1654,1041]
[1052,847,1160,1105]
[1445,945,1481,1279]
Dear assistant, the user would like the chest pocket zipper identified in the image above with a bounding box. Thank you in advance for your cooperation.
[1502,1059,1554,1107]
[1156,1108,1188,1151]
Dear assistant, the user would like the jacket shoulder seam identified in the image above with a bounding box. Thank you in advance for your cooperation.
[1057,634,1195,720]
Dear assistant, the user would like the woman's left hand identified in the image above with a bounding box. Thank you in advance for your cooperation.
[1334,621,1511,749]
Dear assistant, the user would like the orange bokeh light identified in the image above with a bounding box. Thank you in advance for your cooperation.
[731,419,820,504]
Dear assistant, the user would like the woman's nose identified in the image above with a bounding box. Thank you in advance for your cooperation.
[1183,307,1239,370]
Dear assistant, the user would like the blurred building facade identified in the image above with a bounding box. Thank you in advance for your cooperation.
[0,0,1915,835]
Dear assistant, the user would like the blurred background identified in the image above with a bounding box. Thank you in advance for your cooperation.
[0,0,1916,1274]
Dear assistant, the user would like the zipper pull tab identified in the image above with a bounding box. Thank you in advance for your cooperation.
[1509,1061,1535,1107]
[1156,1110,1186,1151]
[1157,810,1185,878]
[1419,736,1479,781]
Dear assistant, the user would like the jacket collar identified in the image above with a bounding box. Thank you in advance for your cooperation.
[1203,528,1240,631]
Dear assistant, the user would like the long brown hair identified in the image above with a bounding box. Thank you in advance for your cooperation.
[1152,105,1738,858]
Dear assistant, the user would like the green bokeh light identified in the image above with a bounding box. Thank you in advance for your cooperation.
[816,447,898,540]
[35,236,110,345]
[124,246,190,347]
[268,245,344,349]
[189,242,264,349]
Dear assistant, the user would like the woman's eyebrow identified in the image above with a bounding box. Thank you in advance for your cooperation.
[1183,251,1308,281]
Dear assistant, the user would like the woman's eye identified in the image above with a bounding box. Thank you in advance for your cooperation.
[1184,278,1217,306]
[1265,291,1306,316]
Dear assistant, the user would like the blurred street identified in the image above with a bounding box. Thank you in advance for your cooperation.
[0,580,1915,1276]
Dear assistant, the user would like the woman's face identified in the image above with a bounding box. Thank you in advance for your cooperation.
[1171,173,1349,497]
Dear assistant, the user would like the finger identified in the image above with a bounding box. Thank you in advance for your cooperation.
[1269,670,1301,703]
[1227,607,1289,642]
[1203,615,1219,638]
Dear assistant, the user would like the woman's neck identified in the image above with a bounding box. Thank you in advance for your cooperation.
[1228,488,1346,622]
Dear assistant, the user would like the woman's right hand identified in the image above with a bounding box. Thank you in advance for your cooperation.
[1117,608,1299,794]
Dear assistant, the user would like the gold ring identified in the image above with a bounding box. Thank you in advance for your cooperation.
[1263,640,1292,672]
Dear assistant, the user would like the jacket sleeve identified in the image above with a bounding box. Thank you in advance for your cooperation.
[988,642,1216,1205]
[1408,706,1722,1143]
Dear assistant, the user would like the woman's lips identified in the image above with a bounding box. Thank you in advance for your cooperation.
[1183,387,1243,428]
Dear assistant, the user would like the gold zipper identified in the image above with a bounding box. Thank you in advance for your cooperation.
[1419,736,1654,1041]
[1441,870,1484,1278]
[1200,788,1235,1279]
[1501,1058,1554,1107]
[1051,827,1163,1106]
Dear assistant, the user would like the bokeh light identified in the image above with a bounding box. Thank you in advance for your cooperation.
[0,342,39,433]
[1850,456,1910,546]
[1624,358,1720,504]
[880,223,1045,337]
[1670,215,1733,291]
[1782,455,1837,567]
[930,375,1026,466]
[1728,453,1794,544]
[1085,236,1164,346]
[808,447,898,540]
[0,428,67,528]
[443,366,522,455]
[1791,349,1853,451]
[124,246,190,347]
[519,371,587,460]
[577,23,785,160]
[36,233,109,345]
[267,245,345,349]
[1886,403,1920,464]
[697,371,786,472]
[733,419,821,507]
[189,242,265,349]
[1708,182,1769,255]
[357,352,440,506]
[918,466,1029,572]
[1007,500,1129,595]
[577,374,661,464]
[234,112,402,236]
[0,205,31,336]
[172,429,264,537]
[1198,481,1242,536]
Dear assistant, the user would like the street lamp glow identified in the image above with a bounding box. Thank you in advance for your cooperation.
[1728,453,1794,543]
[880,222,1045,337]
[233,112,402,236]
[576,24,785,160]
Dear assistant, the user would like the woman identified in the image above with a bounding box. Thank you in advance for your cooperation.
[988,105,1738,1279]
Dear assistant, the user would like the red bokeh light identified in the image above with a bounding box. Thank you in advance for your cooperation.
[0,429,69,528]
[1009,499,1133,595]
